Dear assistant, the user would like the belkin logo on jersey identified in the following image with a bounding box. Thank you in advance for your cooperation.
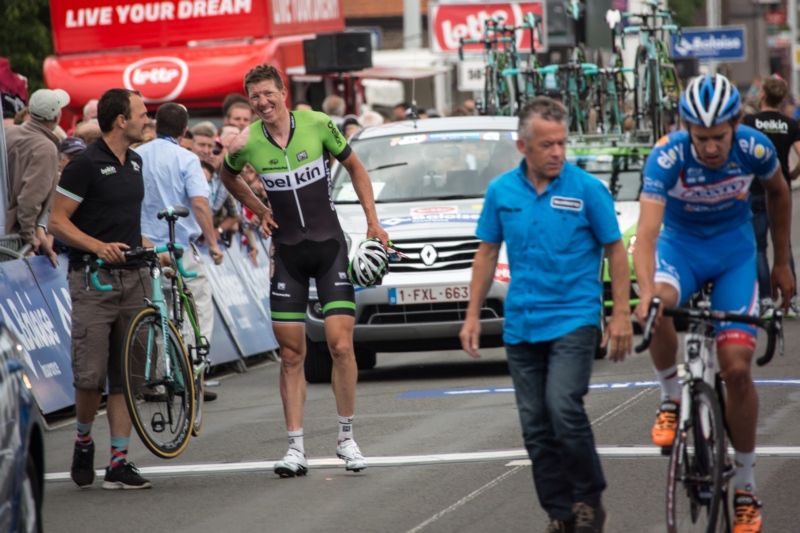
[260,157,327,191]
[754,118,788,133]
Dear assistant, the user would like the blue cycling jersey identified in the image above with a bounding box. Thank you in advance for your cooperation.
[642,125,780,238]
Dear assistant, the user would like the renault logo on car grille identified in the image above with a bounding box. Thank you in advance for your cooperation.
[420,244,438,266]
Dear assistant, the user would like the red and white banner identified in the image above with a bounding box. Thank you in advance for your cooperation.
[429,1,546,54]
[49,0,343,55]
[43,36,307,109]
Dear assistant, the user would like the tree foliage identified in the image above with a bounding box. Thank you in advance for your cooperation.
[0,0,53,92]
[667,0,706,28]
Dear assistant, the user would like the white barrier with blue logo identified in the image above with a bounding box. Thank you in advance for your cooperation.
[0,235,279,415]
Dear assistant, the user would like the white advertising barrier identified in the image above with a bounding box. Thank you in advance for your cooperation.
[201,239,278,358]
[1,239,279,414]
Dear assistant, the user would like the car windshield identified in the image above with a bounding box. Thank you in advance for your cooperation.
[332,130,520,203]
[567,152,645,202]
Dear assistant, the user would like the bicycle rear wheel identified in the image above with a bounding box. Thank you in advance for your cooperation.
[183,292,206,437]
[666,381,728,533]
[123,307,195,459]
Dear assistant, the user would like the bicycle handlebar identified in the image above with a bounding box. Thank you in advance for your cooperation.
[89,244,197,292]
[634,297,784,366]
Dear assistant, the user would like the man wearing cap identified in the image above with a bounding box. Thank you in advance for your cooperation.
[4,87,70,264]
[58,137,87,173]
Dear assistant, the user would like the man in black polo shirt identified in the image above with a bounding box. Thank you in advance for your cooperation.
[742,76,800,318]
[50,88,153,490]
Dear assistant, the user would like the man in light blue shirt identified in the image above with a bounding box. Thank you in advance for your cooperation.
[136,102,224,400]
[460,97,632,533]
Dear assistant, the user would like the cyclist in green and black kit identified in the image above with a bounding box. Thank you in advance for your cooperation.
[220,64,389,477]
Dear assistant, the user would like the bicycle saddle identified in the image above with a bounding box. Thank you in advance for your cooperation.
[157,206,190,220]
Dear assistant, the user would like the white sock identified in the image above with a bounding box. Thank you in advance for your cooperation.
[733,451,756,492]
[338,415,354,443]
[288,429,304,455]
[655,365,681,402]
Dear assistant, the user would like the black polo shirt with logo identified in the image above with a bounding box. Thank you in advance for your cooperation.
[742,111,800,196]
[56,137,145,268]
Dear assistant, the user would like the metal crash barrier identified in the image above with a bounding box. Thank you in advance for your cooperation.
[0,234,278,415]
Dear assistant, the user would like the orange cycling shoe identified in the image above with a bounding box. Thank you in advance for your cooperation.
[651,400,679,447]
[733,490,763,533]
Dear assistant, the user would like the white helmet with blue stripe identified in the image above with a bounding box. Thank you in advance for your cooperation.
[679,74,741,127]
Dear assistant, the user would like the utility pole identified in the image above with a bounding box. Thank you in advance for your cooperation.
[403,0,422,49]
[706,0,720,73]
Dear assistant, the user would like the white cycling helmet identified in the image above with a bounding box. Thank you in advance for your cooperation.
[679,74,741,128]
[348,238,389,288]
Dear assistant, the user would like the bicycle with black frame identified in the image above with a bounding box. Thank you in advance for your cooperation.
[636,292,783,532]
[90,206,210,459]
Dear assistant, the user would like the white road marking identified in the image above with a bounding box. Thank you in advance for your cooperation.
[405,466,525,533]
[505,446,800,465]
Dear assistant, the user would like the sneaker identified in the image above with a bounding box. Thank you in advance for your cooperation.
[759,298,775,320]
[336,439,367,472]
[651,400,679,448]
[573,502,606,533]
[733,490,763,533]
[545,518,575,533]
[70,441,95,488]
[785,300,799,319]
[273,448,308,478]
[102,461,152,490]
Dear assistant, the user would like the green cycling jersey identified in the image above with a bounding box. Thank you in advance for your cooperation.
[224,110,352,245]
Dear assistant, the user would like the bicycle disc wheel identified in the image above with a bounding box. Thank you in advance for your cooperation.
[666,381,727,533]
[123,307,195,459]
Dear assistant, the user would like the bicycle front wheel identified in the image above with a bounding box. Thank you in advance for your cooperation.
[123,307,195,459]
[666,381,728,533]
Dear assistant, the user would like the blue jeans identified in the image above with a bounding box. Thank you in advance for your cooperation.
[752,195,796,300]
[752,197,771,300]
[505,325,606,521]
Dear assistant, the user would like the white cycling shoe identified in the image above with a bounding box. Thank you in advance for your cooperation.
[274,448,308,478]
[336,439,367,472]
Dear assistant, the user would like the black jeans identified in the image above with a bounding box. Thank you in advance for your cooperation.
[505,326,606,521]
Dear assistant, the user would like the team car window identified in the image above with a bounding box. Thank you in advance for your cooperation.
[331,131,519,203]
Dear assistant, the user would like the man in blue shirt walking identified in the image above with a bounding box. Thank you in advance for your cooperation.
[136,102,224,400]
[460,97,633,533]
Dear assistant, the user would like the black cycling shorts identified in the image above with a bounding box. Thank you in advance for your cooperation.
[269,236,355,323]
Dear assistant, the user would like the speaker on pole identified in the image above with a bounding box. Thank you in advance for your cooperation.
[303,32,373,74]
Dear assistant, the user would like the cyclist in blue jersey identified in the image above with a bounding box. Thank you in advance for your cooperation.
[633,74,794,533]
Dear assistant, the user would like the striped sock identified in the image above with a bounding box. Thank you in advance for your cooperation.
[109,436,130,470]
[76,421,93,446]
[338,415,354,443]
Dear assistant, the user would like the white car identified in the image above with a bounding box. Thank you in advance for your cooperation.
[303,116,648,382]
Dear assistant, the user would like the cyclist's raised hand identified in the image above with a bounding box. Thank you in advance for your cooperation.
[94,242,129,264]
[771,262,796,310]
